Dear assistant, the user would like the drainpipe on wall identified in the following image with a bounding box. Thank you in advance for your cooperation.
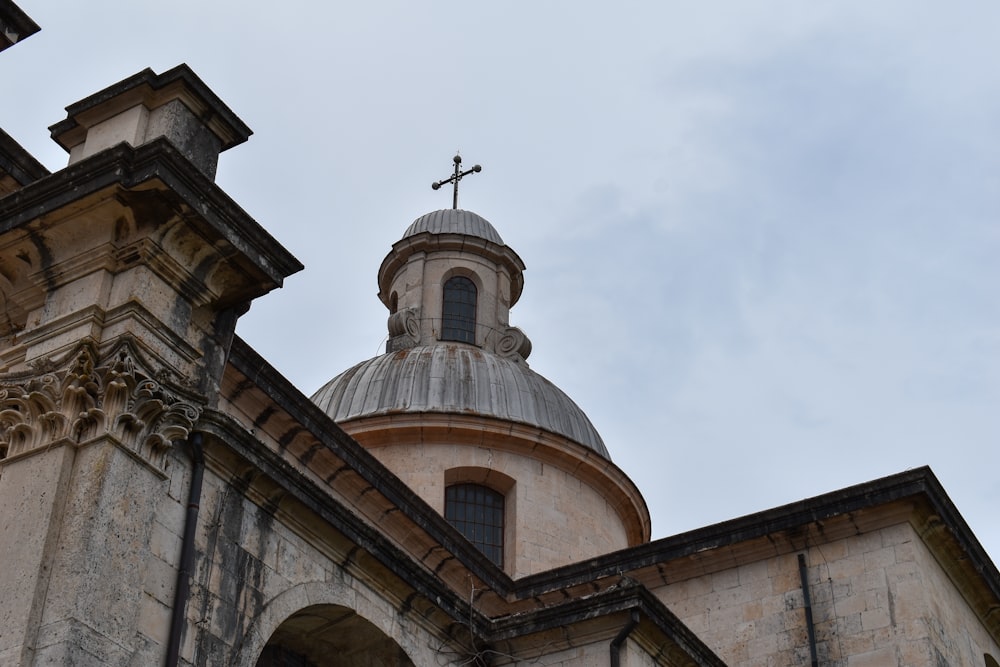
[797,553,819,667]
[166,432,205,667]
[609,610,640,667]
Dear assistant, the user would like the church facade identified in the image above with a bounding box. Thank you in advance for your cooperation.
[1,7,998,666]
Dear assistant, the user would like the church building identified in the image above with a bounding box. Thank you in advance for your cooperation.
[1,5,998,666]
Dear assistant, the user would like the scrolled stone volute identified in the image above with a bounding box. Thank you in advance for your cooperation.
[495,326,532,362]
[387,307,421,351]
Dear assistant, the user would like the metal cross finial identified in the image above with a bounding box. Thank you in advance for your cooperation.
[432,154,482,209]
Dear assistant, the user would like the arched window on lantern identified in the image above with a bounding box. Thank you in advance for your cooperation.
[441,276,476,344]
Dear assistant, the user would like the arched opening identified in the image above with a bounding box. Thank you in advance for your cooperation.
[985,654,1000,667]
[441,276,477,344]
[255,604,415,667]
[445,483,504,567]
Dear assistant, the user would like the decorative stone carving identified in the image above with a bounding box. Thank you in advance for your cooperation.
[496,326,531,361]
[387,307,420,352]
[0,341,201,469]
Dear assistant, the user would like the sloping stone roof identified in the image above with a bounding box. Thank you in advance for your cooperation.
[402,209,505,245]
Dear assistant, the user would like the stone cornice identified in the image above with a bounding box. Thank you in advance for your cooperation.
[484,584,726,666]
[0,128,49,192]
[212,339,725,664]
[49,64,251,154]
[0,138,302,288]
[0,1,40,53]
[199,403,724,665]
[378,231,526,308]
[217,339,1000,649]
[343,411,651,546]
[224,336,517,592]
[513,466,1000,639]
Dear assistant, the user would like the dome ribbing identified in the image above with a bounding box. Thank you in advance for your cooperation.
[403,209,504,245]
[311,345,609,458]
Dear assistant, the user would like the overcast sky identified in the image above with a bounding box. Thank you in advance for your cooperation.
[4,2,998,562]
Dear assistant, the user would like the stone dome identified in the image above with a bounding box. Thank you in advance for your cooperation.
[402,209,504,245]
[311,344,610,458]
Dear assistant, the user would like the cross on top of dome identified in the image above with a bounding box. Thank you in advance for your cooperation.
[431,154,482,209]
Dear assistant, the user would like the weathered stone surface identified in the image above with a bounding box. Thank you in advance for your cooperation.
[653,522,1000,666]
[49,64,251,180]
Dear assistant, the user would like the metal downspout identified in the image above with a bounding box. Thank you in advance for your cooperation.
[610,610,640,667]
[797,553,819,667]
[166,432,205,667]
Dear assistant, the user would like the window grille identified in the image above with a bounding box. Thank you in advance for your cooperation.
[441,276,477,344]
[445,483,504,567]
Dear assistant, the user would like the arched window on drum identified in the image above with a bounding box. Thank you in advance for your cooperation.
[444,483,504,567]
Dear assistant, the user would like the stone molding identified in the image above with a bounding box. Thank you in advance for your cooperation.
[378,231,525,310]
[340,411,651,547]
[386,312,532,361]
[0,340,201,468]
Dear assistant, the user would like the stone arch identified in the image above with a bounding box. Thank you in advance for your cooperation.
[232,582,417,667]
[444,466,515,492]
[440,265,484,293]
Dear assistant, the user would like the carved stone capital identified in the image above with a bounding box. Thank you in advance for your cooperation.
[0,341,202,469]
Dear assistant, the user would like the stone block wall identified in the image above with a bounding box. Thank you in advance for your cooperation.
[373,441,631,577]
[0,433,458,666]
[157,452,450,666]
[653,521,1000,666]
[0,440,168,666]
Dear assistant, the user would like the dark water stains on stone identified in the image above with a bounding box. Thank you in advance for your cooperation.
[192,480,277,665]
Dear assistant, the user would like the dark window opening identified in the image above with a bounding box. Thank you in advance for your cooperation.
[441,276,477,344]
[445,483,504,567]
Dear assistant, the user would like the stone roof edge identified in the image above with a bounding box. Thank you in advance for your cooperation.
[515,466,1000,605]
[48,64,252,151]
[226,336,519,595]
[0,126,49,185]
[200,378,725,665]
[338,411,648,543]
[198,406,480,632]
[378,230,526,307]
[0,0,40,49]
[0,137,303,283]
[485,584,726,666]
